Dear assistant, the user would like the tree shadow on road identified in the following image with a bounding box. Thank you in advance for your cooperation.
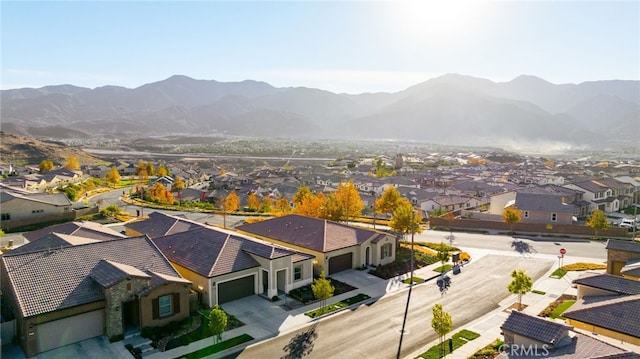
[511,239,536,255]
[281,323,319,359]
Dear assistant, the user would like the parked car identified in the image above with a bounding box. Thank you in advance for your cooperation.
[619,218,639,231]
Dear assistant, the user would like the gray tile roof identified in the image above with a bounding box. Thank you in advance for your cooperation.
[9,233,100,255]
[0,190,72,207]
[563,294,640,339]
[501,311,571,345]
[606,239,640,254]
[621,259,640,277]
[572,273,640,295]
[1,236,185,318]
[125,211,204,238]
[90,260,151,288]
[23,221,126,242]
[152,227,256,277]
[496,331,636,359]
[237,214,393,252]
[515,193,575,214]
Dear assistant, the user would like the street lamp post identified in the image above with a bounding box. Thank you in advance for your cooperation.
[397,210,416,359]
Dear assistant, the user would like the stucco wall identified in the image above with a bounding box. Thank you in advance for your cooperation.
[566,319,640,346]
[140,283,190,329]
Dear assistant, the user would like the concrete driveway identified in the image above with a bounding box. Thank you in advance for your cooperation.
[2,335,131,359]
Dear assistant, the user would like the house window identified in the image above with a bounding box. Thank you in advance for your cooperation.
[381,243,392,259]
[159,295,172,317]
[523,211,529,218]
[294,265,303,281]
[1,213,10,220]
[551,213,557,222]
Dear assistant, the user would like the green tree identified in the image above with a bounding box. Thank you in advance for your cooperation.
[311,271,334,314]
[101,204,122,217]
[508,269,533,311]
[247,192,260,211]
[261,197,273,213]
[105,167,121,186]
[375,186,402,215]
[389,199,423,236]
[293,186,313,205]
[64,156,80,171]
[431,303,453,357]
[586,209,609,238]
[39,160,54,173]
[436,242,450,267]
[0,229,5,237]
[503,207,522,233]
[208,305,228,344]
[335,181,363,222]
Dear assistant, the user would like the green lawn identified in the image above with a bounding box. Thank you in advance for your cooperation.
[550,300,576,319]
[550,268,567,279]
[176,334,253,359]
[402,276,424,284]
[433,264,452,273]
[416,329,480,359]
[305,293,371,318]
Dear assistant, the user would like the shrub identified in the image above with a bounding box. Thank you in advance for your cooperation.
[561,262,606,271]
[459,251,471,262]
[420,242,460,252]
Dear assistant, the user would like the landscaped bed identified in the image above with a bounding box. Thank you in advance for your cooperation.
[288,277,356,304]
[538,294,577,319]
[415,329,480,359]
[175,333,254,359]
[305,293,371,318]
[369,246,438,279]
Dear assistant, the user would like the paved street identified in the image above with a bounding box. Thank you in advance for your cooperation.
[230,255,553,359]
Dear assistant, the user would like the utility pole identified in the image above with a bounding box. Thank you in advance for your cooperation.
[397,210,416,359]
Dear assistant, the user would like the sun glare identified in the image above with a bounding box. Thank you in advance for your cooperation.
[391,1,481,45]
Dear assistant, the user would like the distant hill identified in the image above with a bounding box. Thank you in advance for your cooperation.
[2,74,638,150]
[0,132,103,166]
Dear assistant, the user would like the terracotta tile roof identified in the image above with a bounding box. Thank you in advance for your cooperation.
[563,294,640,339]
[573,273,640,295]
[1,236,185,318]
[237,214,393,253]
[501,311,571,345]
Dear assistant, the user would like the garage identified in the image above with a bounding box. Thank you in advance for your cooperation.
[36,310,104,353]
[329,253,353,274]
[218,275,255,304]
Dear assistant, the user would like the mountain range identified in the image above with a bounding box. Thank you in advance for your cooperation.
[2,74,638,151]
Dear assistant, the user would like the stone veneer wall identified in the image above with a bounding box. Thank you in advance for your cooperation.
[103,278,151,338]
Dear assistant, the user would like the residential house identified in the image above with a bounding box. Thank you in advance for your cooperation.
[22,220,127,242]
[153,176,175,191]
[615,176,640,205]
[511,192,575,225]
[498,311,638,358]
[564,273,640,345]
[0,190,73,231]
[489,185,589,221]
[605,239,640,277]
[237,214,397,275]
[0,236,191,357]
[124,211,204,238]
[151,227,314,307]
[564,179,620,213]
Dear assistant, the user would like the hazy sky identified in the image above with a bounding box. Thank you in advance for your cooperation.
[2,1,639,94]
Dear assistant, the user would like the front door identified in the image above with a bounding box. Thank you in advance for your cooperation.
[365,247,371,266]
[262,270,269,295]
[123,300,139,332]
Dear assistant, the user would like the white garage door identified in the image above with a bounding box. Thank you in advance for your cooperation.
[36,310,104,353]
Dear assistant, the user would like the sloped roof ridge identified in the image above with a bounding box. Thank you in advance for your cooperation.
[209,233,231,277]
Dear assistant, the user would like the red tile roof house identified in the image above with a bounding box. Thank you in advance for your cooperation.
[236,214,398,276]
[126,212,315,306]
[0,236,191,358]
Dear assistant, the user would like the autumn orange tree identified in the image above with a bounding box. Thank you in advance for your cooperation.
[321,193,345,221]
[335,181,363,222]
[261,197,273,213]
[146,162,155,177]
[390,198,423,236]
[224,191,240,213]
[39,160,54,173]
[64,156,80,171]
[173,177,185,191]
[503,207,522,234]
[375,186,402,216]
[143,182,174,205]
[105,167,121,186]
[157,163,169,177]
[294,192,326,218]
[274,197,292,215]
[247,192,260,211]
[293,186,313,205]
